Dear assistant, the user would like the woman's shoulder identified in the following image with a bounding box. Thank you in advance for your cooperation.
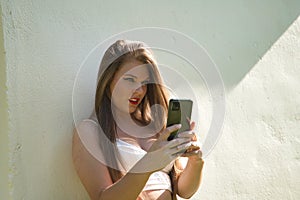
[73,118,105,161]
[74,118,99,133]
[73,118,102,146]
[74,118,100,141]
[75,111,99,129]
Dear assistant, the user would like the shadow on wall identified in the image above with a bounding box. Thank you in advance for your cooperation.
[192,1,300,89]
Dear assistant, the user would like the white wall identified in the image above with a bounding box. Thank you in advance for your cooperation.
[202,17,300,200]
[0,3,9,199]
[1,0,299,199]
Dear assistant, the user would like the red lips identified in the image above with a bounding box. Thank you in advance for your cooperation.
[129,98,140,105]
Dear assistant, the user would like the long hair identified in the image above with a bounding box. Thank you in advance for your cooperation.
[94,40,169,181]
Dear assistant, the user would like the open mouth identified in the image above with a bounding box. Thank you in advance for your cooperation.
[128,98,140,105]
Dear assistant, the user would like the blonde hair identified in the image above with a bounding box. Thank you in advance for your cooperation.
[95,40,169,181]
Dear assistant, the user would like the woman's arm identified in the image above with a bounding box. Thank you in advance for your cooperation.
[173,121,205,199]
[176,154,204,199]
[72,121,188,200]
[73,128,153,200]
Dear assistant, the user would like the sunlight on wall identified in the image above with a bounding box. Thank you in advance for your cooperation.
[201,16,300,200]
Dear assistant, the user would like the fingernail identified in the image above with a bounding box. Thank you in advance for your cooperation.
[176,124,182,128]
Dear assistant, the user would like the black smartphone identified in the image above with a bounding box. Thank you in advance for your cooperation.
[167,99,193,141]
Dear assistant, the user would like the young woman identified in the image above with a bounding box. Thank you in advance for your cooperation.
[72,40,204,200]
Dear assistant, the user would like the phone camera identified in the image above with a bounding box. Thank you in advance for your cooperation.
[171,101,180,111]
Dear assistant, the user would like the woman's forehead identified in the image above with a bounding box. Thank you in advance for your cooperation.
[116,60,150,79]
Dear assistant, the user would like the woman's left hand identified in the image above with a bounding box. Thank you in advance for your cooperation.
[176,121,203,160]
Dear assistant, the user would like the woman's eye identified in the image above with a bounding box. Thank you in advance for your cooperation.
[123,77,135,82]
[142,80,150,85]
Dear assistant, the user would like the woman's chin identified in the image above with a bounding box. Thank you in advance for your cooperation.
[128,107,137,114]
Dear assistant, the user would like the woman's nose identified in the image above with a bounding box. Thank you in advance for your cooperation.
[134,84,146,94]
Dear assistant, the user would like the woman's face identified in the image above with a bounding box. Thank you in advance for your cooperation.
[110,59,150,115]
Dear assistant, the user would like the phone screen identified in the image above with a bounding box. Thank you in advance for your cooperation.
[167,99,193,141]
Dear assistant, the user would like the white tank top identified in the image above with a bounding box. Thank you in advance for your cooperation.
[116,138,173,191]
[82,119,173,192]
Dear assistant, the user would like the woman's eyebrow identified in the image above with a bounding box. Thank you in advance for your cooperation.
[124,74,137,78]
[124,74,150,81]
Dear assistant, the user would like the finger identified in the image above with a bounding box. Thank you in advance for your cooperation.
[182,144,201,156]
[179,130,199,142]
[191,132,197,141]
[175,142,200,156]
[169,140,197,158]
[167,137,190,149]
[181,149,203,158]
[190,121,195,130]
[192,132,198,142]
[177,130,194,139]
[170,143,191,157]
[185,144,200,153]
[180,151,198,157]
[176,141,194,150]
[160,124,181,140]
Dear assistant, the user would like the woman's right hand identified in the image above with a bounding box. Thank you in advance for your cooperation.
[130,124,192,173]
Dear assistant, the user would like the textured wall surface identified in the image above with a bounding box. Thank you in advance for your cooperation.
[1,0,300,199]
[0,3,9,200]
[202,17,300,200]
